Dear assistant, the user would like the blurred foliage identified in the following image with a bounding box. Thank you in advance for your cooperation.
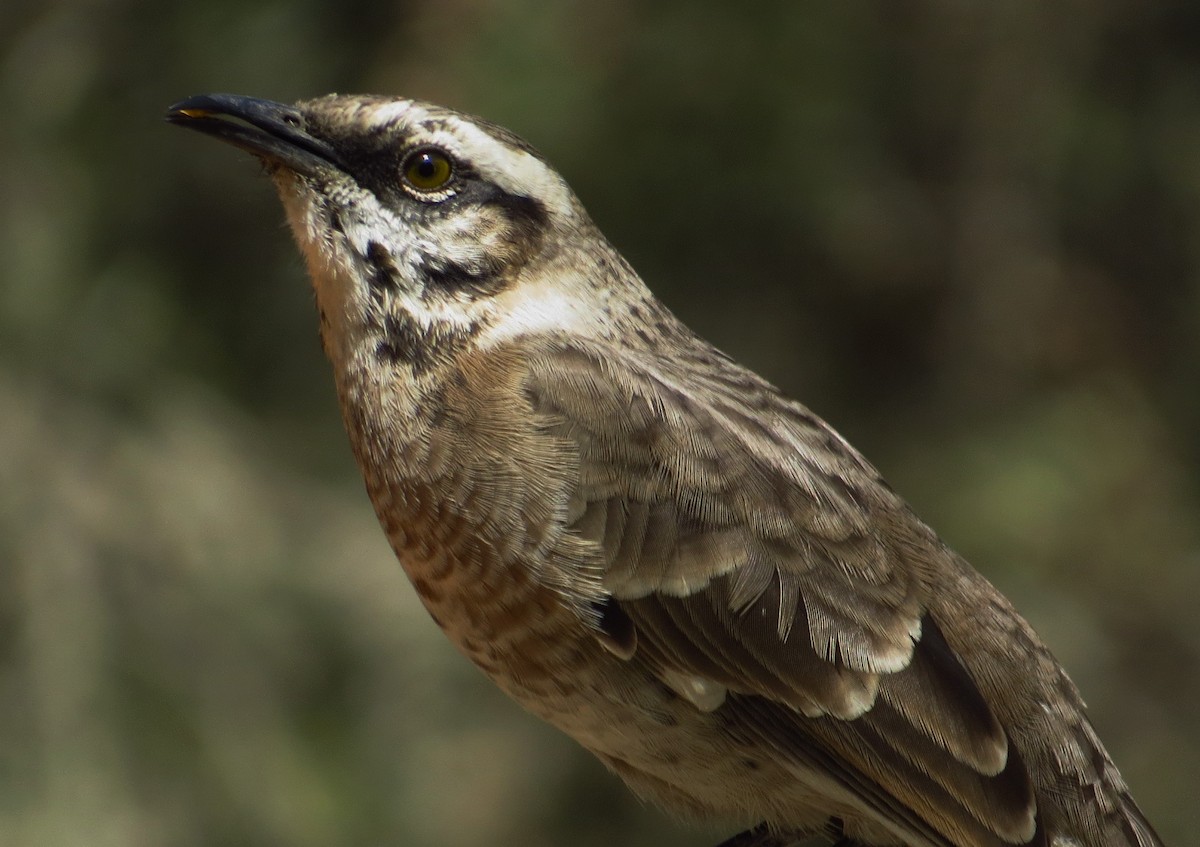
[1,1,1198,845]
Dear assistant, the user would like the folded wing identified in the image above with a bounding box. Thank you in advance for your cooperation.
[524,337,1041,847]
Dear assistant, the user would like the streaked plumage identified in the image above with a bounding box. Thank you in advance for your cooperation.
[167,93,1164,847]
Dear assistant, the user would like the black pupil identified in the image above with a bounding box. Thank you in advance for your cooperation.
[416,154,437,178]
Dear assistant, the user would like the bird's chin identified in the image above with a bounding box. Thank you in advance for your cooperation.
[269,167,313,204]
[270,178,362,318]
[271,173,324,253]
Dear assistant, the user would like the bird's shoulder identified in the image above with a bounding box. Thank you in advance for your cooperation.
[514,330,939,690]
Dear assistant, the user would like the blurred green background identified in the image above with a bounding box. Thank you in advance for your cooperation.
[2,2,1198,845]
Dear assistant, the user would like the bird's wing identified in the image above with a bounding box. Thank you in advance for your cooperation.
[522,337,1041,847]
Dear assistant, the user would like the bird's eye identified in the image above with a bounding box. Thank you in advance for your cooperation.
[402,148,454,193]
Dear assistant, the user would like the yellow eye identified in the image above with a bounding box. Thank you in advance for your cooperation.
[402,148,453,193]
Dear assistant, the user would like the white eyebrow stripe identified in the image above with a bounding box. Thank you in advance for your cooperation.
[445,117,575,220]
[366,100,419,127]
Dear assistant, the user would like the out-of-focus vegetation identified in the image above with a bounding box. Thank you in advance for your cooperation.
[2,2,1197,845]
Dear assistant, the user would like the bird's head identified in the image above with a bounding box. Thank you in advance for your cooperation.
[167,93,634,375]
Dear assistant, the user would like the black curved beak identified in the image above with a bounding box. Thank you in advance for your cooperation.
[165,94,342,173]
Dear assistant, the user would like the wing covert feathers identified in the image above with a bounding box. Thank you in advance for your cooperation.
[518,334,1153,847]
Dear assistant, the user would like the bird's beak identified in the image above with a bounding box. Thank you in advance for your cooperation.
[165,93,342,174]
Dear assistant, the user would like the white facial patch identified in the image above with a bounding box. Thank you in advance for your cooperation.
[476,277,589,349]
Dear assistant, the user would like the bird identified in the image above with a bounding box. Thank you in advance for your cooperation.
[166,92,1165,847]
